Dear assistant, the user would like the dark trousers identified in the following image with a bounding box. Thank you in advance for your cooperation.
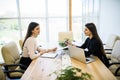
[20,57,32,70]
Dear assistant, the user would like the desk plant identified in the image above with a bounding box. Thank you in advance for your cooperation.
[59,42,67,47]
[59,39,69,47]
[52,66,92,80]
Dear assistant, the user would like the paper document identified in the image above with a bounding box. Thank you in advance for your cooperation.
[41,52,58,58]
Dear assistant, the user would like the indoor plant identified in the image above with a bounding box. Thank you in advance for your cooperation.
[59,38,69,47]
[53,66,92,80]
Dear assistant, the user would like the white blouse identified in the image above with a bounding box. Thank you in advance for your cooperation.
[22,37,40,59]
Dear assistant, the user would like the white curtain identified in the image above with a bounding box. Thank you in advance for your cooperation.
[82,0,100,40]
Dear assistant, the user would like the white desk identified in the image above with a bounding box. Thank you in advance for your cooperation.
[21,50,117,80]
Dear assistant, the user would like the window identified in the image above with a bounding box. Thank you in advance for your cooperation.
[0,0,100,47]
[0,0,100,62]
[82,0,100,40]
[19,0,68,43]
[0,0,19,45]
[72,0,82,42]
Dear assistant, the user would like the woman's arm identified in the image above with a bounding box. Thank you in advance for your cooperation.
[37,46,57,53]
[84,39,100,57]
[26,38,42,60]
[79,38,89,48]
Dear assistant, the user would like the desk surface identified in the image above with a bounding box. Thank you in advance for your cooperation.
[21,50,117,80]
[71,58,117,80]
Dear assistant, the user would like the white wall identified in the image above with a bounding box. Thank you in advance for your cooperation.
[99,0,120,43]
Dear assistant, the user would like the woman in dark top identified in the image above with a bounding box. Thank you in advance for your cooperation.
[67,23,109,67]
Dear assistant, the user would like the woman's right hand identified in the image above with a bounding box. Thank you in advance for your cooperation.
[65,40,76,47]
[64,40,72,45]
[40,50,46,55]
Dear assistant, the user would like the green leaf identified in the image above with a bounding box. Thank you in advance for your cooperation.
[54,66,92,80]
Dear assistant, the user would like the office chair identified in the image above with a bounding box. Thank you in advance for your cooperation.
[108,40,120,76]
[0,66,6,80]
[104,34,119,52]
[19,39,23,50]
[1,41,27,79]
[58,31,74,42]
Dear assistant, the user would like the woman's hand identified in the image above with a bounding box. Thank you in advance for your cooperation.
[65,40,72,46]
[41,47,57,54]
[65,40,76,47]
[40,50,46,55]
[52,47,57,52]
[47,47,57,53]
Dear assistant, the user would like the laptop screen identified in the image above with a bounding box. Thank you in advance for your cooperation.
[68,45,97,63]
[68,45,86,63]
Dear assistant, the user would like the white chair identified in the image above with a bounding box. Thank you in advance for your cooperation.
[19,39,23,50]
[1,41,26,79]
[0,66,6,80]
[104,34,119,51]
[108,40,120,76]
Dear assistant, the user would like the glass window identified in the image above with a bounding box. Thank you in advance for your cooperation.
[48,0,67,17]
[0,19,19,45]
[72,0,82,16]
[19,0,46,17]
[0,0,20,50]
[19,0,68,43]
[72,18,83,42]
[72,0,83,42]
[48,18,67,42]
[0,0,18,18]
[20,19,46,42]
[47,0,68,42]
[0,0,100,44]
[0,0,100,64]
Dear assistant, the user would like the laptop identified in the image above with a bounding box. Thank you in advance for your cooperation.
[68,45,97,64]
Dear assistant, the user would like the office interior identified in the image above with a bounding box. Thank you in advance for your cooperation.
[0,0,120,80]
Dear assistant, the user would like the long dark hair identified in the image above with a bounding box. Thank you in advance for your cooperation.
[85,23,105,55]
[22,22,39,49]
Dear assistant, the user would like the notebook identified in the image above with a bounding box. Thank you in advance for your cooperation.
[41,52,58,58]
[68,45,97,63]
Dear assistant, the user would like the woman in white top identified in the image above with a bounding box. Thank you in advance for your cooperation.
[20,22,57,70]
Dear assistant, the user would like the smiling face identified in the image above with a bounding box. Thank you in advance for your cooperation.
[32,25,40,37]
[84,27,92,37]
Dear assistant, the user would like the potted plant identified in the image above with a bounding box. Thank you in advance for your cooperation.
[59,38,70,47]
[59,42,67,47]
[52,66,92,80]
